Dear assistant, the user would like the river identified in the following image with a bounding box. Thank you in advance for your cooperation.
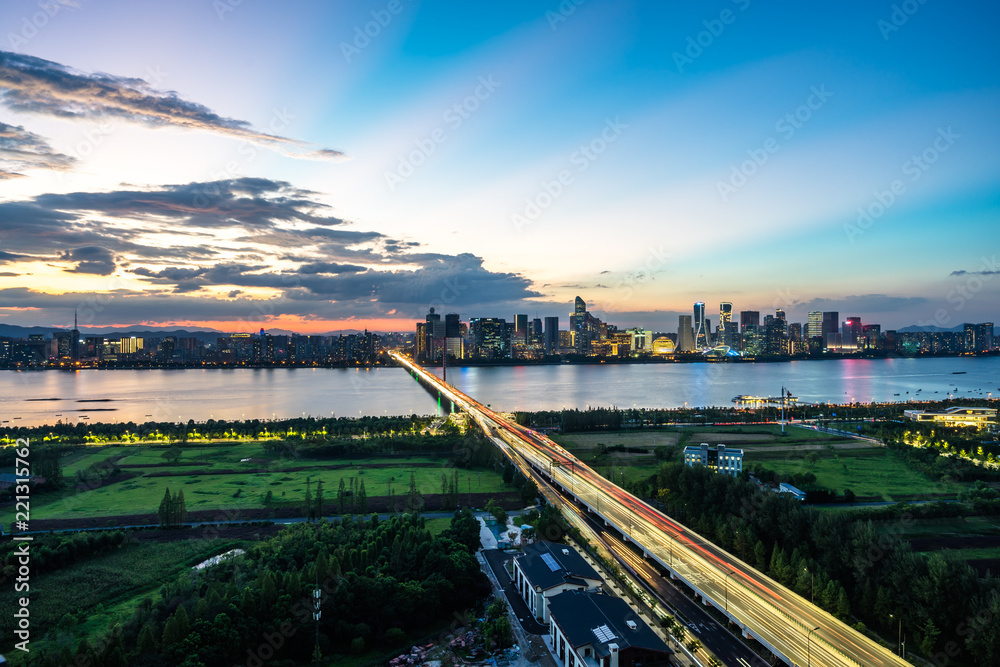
[0,357,997,427]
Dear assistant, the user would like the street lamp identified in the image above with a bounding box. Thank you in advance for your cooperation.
[890,614,903,657]
[807,626,820,667]
[724,570,736,613]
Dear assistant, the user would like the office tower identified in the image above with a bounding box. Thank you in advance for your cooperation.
[963,322,994,353]
[719,302,733,330]
[469,318,509,360]
[843,317,862,348]
[740,310,760,332]
[807,311,822,339]
[677,315,695,352]
[445,313,461,338]
[569,296,592,354]
[822,312,839,338]
[514,314,528,344]
[862,324,881,351]
[693,302,707,348]
[775,309,786,322]
[530,318,543,345]
[544,316,560,355]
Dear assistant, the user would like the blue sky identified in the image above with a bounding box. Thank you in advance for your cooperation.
[0,0,997,332]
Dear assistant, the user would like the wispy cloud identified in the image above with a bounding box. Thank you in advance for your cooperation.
[0,121,75,178]
[0,51,344,160]
[950,269,1000,276]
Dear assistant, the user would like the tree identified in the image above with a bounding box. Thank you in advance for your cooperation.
[485,498,508,528]
[175,489,187,525]
[162,446,182,464]
[358,479,368,514]
[844,488,856,505]
[442,507,482,553]
[305,477,314,521]
[137,623,157,655]
[920,618,940,658]
[263,489,273,505]
[338,477,346,514]
[406,472,422,513]
[158,487,173,527]
[315,479,325,519]
[502,461,515,485]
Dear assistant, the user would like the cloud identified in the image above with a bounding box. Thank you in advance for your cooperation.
[0,121,75,177]
[950,269,1000,276]
[801,294,928,313]
[0,51,343,160]
[62,246,115,275]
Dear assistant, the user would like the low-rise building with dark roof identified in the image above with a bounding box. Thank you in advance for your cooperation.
[512,541,603,622]
[548,590,673,667]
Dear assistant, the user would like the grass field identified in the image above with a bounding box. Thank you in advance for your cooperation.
[0,537,249,660]
[554,425,965,501]
[2,440,506,526]
[757,448,963,500]
[899,516,1000,539]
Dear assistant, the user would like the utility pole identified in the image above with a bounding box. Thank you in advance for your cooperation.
[312,576,322,665]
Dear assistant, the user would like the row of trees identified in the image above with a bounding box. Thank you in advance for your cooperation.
[0,414,435,446]
[157,488,188,527]
[24,512,491,666]
[0,530,126,577]
[648,463,1000,664]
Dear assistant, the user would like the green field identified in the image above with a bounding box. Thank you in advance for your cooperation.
[755,448,964,500]
[2,440,506,525]
[898,515,1000,539]
[0,537,249,660]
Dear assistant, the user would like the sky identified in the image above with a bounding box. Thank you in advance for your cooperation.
[0,0,998,334]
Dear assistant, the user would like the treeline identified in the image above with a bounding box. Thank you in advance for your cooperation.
[861,421,1000,472]
[24,512,491,667]
[0,414,433,445]
[0,530,126,577]
[513,399,997,433]
[648,463,1000,665]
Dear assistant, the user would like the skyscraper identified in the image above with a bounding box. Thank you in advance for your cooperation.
[544,316,560,355]
[843,317,862,348]
[514,314,528,344]
[677,315,694,352]
[807,311,822,339]
[740,310,760,331]
[693,302,707,348]
[822,312,839,338]
[719,302,732,330]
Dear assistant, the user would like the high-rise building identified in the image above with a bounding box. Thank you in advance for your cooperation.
[719,302,733,330]
[543,316,560,355]
[530,318,543,345]
[693,302,707,348]
[514,314,528,344]
[469,318,509,360]
[677,315,694,352]
[964,322,995,353]
[843,317,863,349]
[807,311,822,339]
[775,309,786,322]
[740,310,760,332]
[822,312,840,338]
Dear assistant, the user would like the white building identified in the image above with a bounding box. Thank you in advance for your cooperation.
[903,406,997,431]
[683,443,743,476]
[512,541,603,623]
[548,590,674,667]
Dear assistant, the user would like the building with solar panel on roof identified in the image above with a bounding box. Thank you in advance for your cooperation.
[548,590,674,667]
[511,541,603,622]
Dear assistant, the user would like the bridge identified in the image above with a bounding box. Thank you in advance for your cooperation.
[392,351,910,667]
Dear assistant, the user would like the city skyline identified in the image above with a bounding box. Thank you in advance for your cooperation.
[2,2,999,333]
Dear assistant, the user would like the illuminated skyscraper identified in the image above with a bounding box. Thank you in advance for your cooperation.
[693,302,707,348]
[677,315,695,352]
[807,311,822,339]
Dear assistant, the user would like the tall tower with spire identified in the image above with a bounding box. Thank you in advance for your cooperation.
[71,310,80,362]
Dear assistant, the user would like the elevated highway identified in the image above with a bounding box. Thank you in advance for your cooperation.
[392,351,910,667]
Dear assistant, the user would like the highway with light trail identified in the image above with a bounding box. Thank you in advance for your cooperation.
[392,351,911,667]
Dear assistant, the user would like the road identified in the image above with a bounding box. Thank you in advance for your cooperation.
[392,351,911,667]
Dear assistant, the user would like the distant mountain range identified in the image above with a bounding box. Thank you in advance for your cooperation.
[0,324,375,343]
[0,322,994,341]
[897,324,998,334]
